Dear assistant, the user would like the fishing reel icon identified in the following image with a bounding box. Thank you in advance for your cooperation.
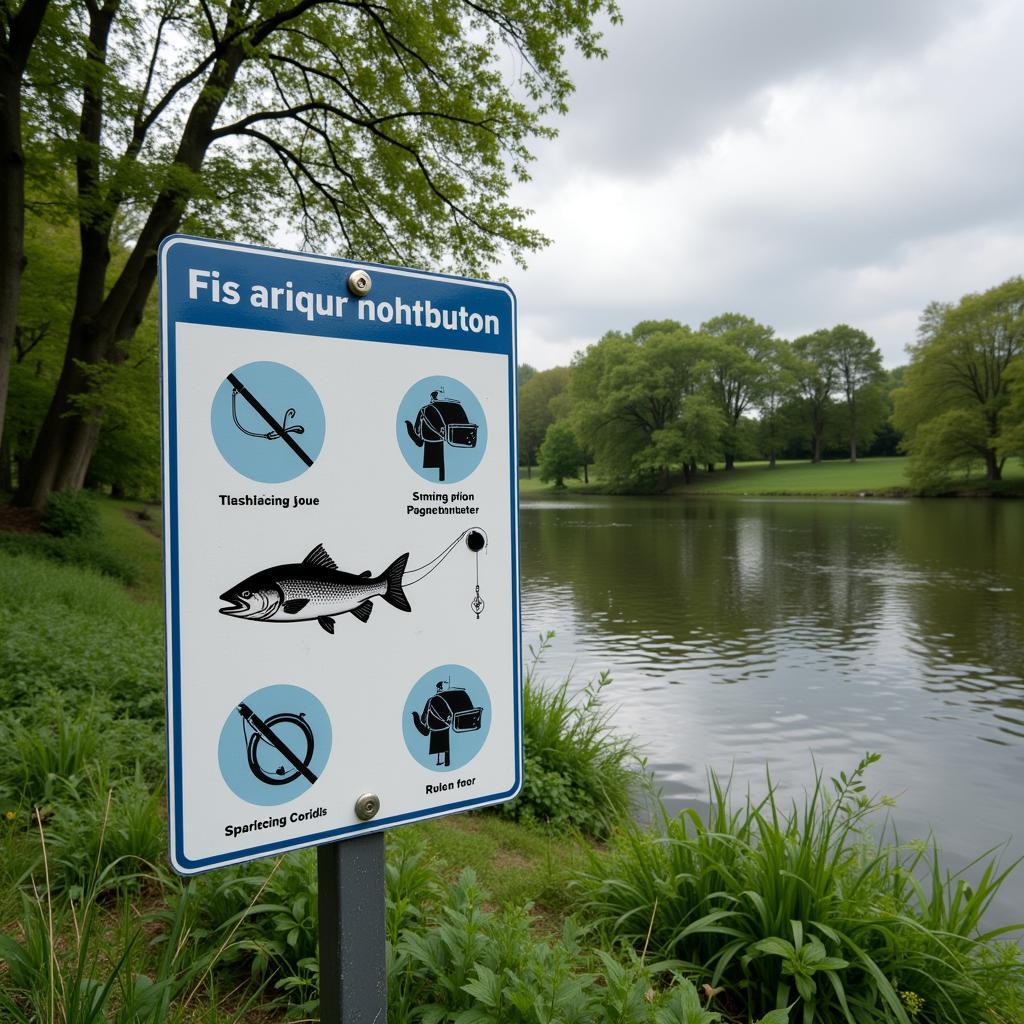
[238,702,318,786]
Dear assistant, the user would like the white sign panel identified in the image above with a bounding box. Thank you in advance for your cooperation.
[159,236,521,874]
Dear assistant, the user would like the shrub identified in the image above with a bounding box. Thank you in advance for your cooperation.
[0,531,140,584]
[573,754,1024,1024]
[499,632,647,836]
[41,488,101,539]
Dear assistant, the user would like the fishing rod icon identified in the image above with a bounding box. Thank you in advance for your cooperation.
[237,702,318,785]
[227,371,313,468]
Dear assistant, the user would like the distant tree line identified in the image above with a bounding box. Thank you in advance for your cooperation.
[521,277,1024,493]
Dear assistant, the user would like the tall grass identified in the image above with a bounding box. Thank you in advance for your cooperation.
[0,809,262,1024]
[574,754,1023,1024]
[500,632,648,836]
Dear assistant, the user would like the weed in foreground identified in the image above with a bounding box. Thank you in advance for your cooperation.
[574,754,1023,1024]
[499,631,649,836]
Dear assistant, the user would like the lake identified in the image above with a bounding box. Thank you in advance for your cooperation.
[518,494,1024,920]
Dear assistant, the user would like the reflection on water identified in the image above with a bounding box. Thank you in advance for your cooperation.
[519,495,1024,918]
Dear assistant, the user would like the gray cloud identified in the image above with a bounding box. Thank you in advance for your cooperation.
[546,0,983,175]
[506,0,1024,370]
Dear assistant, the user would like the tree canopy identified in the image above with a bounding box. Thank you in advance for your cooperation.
[2,0,620,506]
[893,276,1024,487]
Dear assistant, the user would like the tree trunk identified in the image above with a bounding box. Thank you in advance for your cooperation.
[0,0,51,454]
[0,61,25,456]
[725,452,735,470]
[682,462,692,485]
[583,461,588,484]
[985,448,1002,481]
[768,449,776,468]
[849,398,858,462]
[812,434,822,463]
[16,21,249,508]
[0,428,11,491]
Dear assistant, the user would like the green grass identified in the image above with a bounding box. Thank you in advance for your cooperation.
[409,813,591,921]
[678,456,912,494]
[518,470,606,494]
[679,456,1024,496]
[521,457,1024,497]
[95,498,163,601]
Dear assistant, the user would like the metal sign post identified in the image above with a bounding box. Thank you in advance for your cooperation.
[158,235,521,1017]
[318,835,387,1023]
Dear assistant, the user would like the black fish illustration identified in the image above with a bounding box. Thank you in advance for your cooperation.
[219,544,410,634]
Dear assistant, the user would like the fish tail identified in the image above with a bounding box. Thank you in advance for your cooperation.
[382,553,411,612]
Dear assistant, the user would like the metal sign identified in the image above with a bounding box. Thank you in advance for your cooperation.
[159,235,521,875]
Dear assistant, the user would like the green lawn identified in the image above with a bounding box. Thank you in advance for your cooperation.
[96,497,164,600]
[520,457,1024,497]
[681,456,912,494]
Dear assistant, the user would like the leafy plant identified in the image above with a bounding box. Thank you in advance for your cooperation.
[49,770,167,895]
[0,703,100,808]
[574,754,1023,1023]
[41,489,101,539]
[500,632,648,836]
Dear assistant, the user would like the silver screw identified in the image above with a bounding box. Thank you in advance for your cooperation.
[347,269,372,296]
[354,792,380,821]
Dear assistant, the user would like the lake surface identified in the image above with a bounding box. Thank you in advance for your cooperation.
[518,494,1024,920]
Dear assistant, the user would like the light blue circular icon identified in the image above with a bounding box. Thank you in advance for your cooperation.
[211,361,325,483]
[396,376,487,485]
[403,665,490,773]
[218,684,332,806]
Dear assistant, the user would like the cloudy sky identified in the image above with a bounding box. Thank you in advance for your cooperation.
[500,0,1024,370]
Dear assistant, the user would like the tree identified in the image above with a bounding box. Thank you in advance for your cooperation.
[996,355,1024,462]
[0,0,52,455]
[537,420,582,488]
[699,312,774,469]
[893,277,1024,483]
[830,324,884,461]
[755,339,795,468]
[518,366,569,478]
[571,321,706,490]
[517,363,538,390]
[0,210,78,488]
[10,0,618,507]
[790,331,838,463]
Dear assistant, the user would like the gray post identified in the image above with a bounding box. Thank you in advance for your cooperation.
[317,834,388,1023]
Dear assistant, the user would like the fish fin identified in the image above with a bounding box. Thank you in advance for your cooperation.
[282,598,309,615]
[350,600,373,623]
[303,544,338,571]
[317,616,335,635]
[381,553,411,613]
[358,570,372,578]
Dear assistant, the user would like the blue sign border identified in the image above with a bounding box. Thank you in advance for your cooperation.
[159,235,522,875]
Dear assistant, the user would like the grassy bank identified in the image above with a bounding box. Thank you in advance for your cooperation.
[1,493,1022,1022]
[520,456,1024,497]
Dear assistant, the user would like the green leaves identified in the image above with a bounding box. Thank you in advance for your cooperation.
[749,922,849,1015]
[894,276,1024,488]
[574,754,1023,1023]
